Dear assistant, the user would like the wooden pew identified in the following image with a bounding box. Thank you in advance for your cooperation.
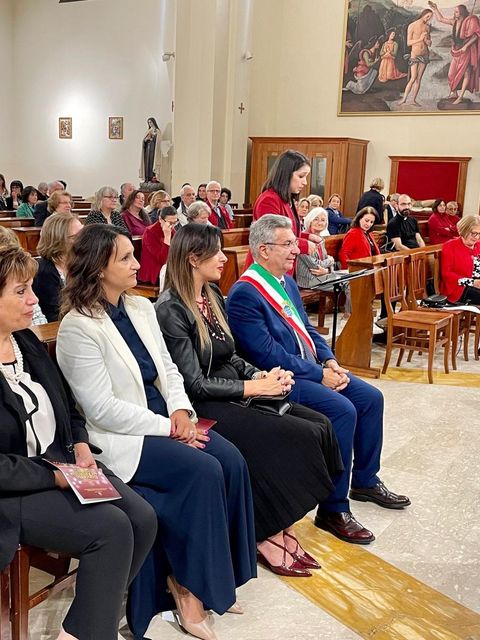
[222,228,249,248]
[335,244,442,377]
[12,228,42,254]
[0,210,15,218]
[0,218,35,228]
[31,322,60,359]
[219,246,249,295]
[72,201,92,211]
[233,212,253,228]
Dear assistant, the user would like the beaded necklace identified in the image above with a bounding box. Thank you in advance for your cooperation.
[0,335,24,384]
[196,293,226,342]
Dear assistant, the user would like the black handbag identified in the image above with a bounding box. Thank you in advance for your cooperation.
[420,294,447,308]
[232,394,291,417]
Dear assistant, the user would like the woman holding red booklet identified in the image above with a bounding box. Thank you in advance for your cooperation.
[57,224,256,640]
[0,244,157,640]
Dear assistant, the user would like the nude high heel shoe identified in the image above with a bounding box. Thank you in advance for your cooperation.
[166,576,218,640]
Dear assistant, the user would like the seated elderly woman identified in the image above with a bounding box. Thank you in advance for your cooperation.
[84,186,128,231]
[121,189,151,236]
[186,200,211,225]
[32,212,83,322]
[303,207,330,238]
[0,227,47,325]
[138,205,179,284]
[0,244,157,640]
[428,199,460,245]
[219,187,235,222]
[339,207,380,269]
[146,189,172,223]
[440,215,480,304]
[155,224,343,579]
[57,224,256,640]
[16,186,38,218]
[34,189,73,227]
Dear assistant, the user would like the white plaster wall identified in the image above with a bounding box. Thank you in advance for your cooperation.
[11,0,175,196]
[249,0,480,213]
[0,0,13,182]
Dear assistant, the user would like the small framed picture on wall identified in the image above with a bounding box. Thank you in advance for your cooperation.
[59,117,72,139]
[109,117,123,140]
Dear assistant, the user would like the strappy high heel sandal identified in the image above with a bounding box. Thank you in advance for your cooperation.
[256,537,312,577]
[283,531,321,569]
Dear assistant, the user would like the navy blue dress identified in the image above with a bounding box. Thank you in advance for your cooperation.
[108,301,257,639]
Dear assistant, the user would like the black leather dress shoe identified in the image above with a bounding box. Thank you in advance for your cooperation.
[314,511,375,545]
[349,480,411,509]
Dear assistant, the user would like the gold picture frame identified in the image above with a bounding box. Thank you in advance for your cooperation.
[109,117,123,140]
[338,0,480,116]
[58,117,72,139]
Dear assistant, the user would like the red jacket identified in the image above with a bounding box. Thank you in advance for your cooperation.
[428,212,459,245]
[245,189,310,272]
[440,236,480,302]
[138,222,174,284]
[207,201,233,229]
[338,227,380,269]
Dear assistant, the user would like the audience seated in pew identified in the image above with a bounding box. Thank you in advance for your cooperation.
[325,194,351,235]
[386,194,425,251]
[5,179,23,211]
[297,197,310,231]
[16,186,38,219]
[119,181,135,206]
[0,173,8,209]
[84,186,128,232]
[138,206,178,285]
[33,212,83,322]
[146,189,172,223]
[186,200,211,225]
[0,226,46,324]
[33,181,67,226]
[121,190,151,236]
[339,207,380,269]
[227,215,411,546]
[37,181,49,201]
[156,224,342,579]
[196,182,208,202]
[303,207,330,238]
[307,194,323,209]
[57,224,256,640]
[176,184,196,225]
[0,243,157,640]
[440,215,480,305]
[219,187,235,222]
[206,181,233,229]
[428,199,460,245]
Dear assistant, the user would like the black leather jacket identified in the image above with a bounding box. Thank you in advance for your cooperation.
[155,287,259,400]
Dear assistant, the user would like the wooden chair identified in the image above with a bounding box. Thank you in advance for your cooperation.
[382,254,452,384]
[8,545,76,640]
[407,251,471,370]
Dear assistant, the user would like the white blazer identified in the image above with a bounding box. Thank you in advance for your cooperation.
[57,295,196,482]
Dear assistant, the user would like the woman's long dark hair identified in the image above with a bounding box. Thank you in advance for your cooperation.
[261,150,310,203]
[61,224,130,318]
[432,198,446,213]
[164,224,232,349]
[121,190,151,224]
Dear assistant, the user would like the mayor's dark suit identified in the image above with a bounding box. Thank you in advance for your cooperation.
[227,274,384,513]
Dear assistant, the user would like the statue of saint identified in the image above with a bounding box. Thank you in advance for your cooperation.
[140,117,162,182]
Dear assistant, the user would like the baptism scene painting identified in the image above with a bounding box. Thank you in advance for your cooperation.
[339,0,480,115]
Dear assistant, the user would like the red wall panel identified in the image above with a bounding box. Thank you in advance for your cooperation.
[396,161,460,202]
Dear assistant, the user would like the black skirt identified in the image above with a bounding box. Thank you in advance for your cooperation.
[194,399,343,541]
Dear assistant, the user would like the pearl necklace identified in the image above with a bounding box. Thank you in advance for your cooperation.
[0,335,24,384]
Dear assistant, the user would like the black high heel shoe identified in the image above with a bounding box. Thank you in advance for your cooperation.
[257,537,312,577]
[283,531,321,570]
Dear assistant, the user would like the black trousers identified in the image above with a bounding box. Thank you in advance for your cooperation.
[19,475,157,640]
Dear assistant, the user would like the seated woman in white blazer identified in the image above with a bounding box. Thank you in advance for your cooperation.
[56,224,256,640]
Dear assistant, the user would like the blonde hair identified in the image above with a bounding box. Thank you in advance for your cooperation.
[370,177,384,190]
[37,212,80,262]
[47,190,72,213]
[0,226,20,249]
[457,215,480,239]
[307,194,323,208]
[149,190,170,209]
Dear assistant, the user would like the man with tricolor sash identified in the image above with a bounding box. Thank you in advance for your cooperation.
[227,215,410,544]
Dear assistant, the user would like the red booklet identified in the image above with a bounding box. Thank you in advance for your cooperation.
[45,461,121,505]
[196,417,217,431]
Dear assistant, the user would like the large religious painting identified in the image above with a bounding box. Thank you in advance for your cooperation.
[339,0,480,115]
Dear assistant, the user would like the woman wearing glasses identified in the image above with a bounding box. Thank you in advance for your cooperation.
[440,215,480,304]
[85,186,128,232]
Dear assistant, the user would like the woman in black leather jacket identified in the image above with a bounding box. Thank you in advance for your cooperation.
[155,224,343,579]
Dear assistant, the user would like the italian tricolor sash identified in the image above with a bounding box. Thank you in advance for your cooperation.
[239,263,316,357]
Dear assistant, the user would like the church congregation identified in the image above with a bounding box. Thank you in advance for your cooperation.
[1,1,480,639]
